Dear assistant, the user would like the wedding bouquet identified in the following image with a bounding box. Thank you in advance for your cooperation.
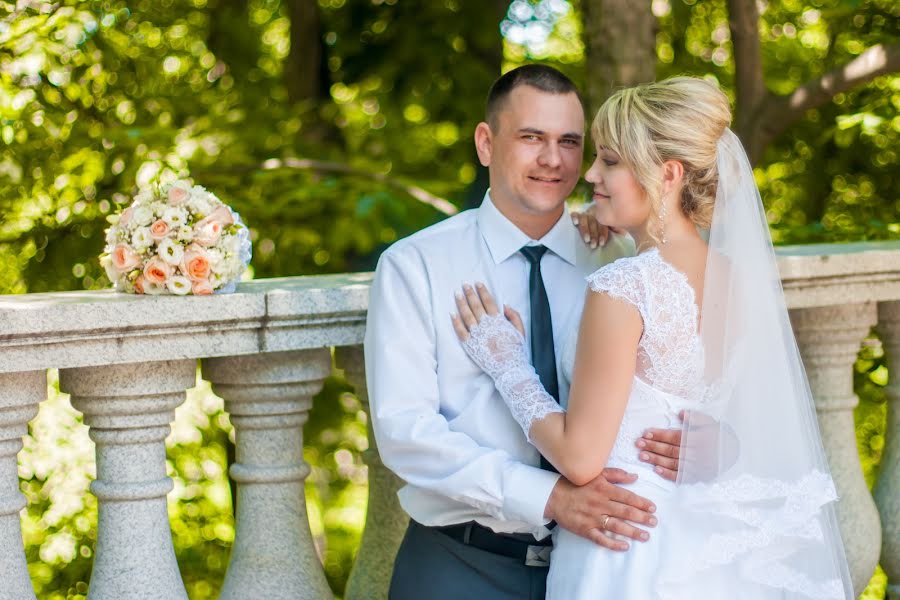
[100,180,252,295]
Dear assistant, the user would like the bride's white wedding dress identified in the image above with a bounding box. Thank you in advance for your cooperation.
[460,130,852,599]
[550,248,839,599]
[550,248,703,599]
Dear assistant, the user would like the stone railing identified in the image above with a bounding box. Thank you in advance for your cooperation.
[1,241,898,600]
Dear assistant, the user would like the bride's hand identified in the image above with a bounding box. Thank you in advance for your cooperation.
[451,283,528,380]
[571,202,623,249]
[451,283,525,340]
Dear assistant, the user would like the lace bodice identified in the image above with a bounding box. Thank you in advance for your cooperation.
[585,248,705,399]
[557,249,707,472]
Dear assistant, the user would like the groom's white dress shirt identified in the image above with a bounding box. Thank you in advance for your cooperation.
[365,192,634,538]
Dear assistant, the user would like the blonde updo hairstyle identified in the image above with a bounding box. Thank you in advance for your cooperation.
[591,77,732,238]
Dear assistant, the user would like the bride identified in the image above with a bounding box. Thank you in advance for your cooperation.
[451,77,853,599]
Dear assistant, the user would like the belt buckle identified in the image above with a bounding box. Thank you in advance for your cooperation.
[525,544,551,567]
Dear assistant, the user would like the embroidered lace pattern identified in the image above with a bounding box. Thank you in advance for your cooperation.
[659,470,844,600]
[585,249,705,399]
[461,313,563,440]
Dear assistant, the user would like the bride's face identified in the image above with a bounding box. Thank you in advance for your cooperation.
[585,146,651,232]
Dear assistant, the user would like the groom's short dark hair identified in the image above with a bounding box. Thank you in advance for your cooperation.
[486,64,582,130]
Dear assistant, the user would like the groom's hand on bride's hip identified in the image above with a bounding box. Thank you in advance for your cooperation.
[544,468,657,552]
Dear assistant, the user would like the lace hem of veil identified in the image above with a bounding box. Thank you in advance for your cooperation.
[657,469,844,600]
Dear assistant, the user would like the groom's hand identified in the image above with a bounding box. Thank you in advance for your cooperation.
[544,468,657,552]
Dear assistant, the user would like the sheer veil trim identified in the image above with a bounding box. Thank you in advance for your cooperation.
[657,129,853,599]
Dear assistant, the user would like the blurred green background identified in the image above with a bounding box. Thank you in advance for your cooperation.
[2,0,896,598]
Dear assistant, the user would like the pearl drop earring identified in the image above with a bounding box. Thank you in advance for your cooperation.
[659,201,668,245]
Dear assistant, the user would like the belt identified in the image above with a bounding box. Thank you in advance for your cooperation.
[430,521,552,567]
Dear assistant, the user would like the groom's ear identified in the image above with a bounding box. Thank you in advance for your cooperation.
[474,122,493,167]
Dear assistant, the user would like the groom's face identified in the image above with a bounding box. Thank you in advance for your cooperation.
[477,86,584,219]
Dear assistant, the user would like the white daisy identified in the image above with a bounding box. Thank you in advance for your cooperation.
[132,227,153,251]
[132,205,154,226]
[157,238,184,265]
[166,275,192,295]
[162,206,189,227]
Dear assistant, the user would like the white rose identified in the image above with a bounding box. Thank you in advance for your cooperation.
[206,248,224,269]
[166,275,192,296]
[219,234,241,255]
[100,254,119,283]
[132,205,154,226]
[187,195,213,217]
[132,227,153,250]
[157,238,185,265]
[150,201,167,217]
[221,257,242,279]
[162,206,188,228]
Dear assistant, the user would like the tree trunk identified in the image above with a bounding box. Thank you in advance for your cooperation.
[582,0,657,113]
[284,0,327,104]
[463,0,513,209]
[206,0,259,84]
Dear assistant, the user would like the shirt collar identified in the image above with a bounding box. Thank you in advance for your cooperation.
[477,190,579,266]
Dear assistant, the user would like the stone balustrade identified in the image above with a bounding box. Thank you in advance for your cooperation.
[0,242,898,600]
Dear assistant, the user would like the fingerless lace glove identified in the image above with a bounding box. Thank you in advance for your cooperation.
[460,313,564,441]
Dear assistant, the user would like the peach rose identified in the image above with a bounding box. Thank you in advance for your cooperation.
[149,219,171,241]
[134,275,147,294]
[168,186,189,206]
[207,205,235,226]
[193,218,223,246]
[111,243,141,272]
[191,278,214,295]
[143,256,173,285]
[181,244,211,281]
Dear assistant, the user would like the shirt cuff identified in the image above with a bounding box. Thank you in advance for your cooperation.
[502,462,561,527]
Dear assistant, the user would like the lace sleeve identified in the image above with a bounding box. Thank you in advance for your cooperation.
[460,314,564,441]
[585,258,646,321]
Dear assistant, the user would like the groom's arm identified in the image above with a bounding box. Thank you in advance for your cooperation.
[365,247,559,528]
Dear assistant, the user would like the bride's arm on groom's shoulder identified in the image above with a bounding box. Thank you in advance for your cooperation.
[365,248,559,528]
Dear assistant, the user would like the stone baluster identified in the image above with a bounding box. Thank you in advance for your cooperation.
[0,370,45,600]
[203,350,332,600]
[58,360,195,600]
[336,345,408,600]
[790,304,882,596]
[875,300,900,599]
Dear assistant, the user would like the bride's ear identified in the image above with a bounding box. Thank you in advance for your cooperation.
[474,122,493,167]
[661,160,684,195]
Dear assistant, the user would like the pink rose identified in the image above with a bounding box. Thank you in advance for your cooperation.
[181,244,211,281]
[111,243,141,272]
[118,206,135,227]
[150,219,171,240]
[191,278,214,296]
[193,218,223,246]
[143,256,173,285]
[207,205,235,226]
[168,187,189,206]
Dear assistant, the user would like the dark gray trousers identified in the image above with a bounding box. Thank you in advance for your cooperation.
[389,521,549,600]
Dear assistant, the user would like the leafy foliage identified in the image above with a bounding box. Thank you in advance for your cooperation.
[4,0,895,597]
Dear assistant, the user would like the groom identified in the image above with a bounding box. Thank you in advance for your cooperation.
[366,65,682,600]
